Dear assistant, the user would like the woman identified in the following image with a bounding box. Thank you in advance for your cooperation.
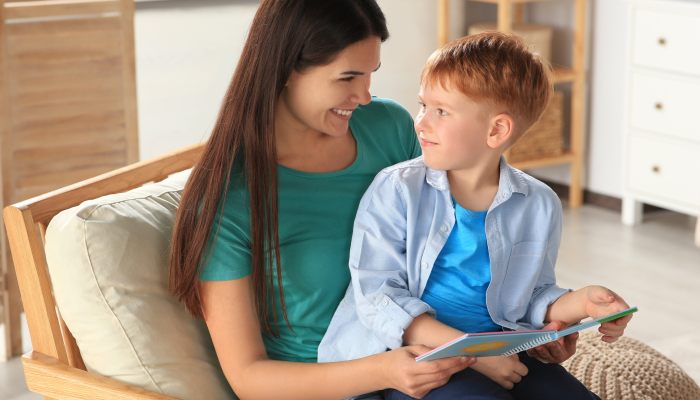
[169,1,574,399]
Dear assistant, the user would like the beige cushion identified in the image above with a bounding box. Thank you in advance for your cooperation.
[45,170,237,400]
[563,331,700,400]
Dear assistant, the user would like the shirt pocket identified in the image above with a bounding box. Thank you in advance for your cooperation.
[500,241,547,307]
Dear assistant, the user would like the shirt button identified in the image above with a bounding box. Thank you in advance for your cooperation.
[440,225,447,232]
[421,262,429,269]
[381,299,389,306]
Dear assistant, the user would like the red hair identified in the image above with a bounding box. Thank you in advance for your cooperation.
[421,32,553,142]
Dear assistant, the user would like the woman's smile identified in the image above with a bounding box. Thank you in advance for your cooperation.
[331,108,355,121]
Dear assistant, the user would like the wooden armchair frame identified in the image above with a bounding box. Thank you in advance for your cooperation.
[3,142,205,400]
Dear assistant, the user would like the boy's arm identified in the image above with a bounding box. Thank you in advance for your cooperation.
[520,199,572,329]
[404,315,529,390]
[545,286,633,342]
[403,314,464,349]
[522,197,632,343]
[543,288,589,325]
[349,172,434,350]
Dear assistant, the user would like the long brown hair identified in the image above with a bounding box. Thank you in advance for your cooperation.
[169,0,389,336]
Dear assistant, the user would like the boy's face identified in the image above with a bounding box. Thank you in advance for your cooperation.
[415,83,492,172]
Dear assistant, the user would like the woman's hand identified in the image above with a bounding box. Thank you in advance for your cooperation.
[470,355,528,390]
[583,286,632,343]
[384,345,476,399]
[526,320,578,363]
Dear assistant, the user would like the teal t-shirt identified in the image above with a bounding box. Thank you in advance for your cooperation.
[200,97,421,363]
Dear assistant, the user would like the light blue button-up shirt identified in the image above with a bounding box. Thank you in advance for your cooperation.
[318,156,571,370]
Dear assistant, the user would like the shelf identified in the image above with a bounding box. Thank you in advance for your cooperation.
[552,65,577,84]
[509,152,575,171]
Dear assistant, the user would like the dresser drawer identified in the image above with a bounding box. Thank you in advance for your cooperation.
[632,9,700,77]
[627,136,700,207]
[630,73,700,143]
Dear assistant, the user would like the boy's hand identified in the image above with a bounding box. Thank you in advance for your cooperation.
[527,320,578,363]
[470,355,528,390]
[583,286,633,343]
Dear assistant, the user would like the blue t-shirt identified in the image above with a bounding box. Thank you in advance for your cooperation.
[421,200,501,333]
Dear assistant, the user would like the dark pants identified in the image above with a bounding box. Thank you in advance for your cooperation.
[384,352,601,400]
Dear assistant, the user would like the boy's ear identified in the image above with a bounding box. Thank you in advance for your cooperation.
[487,114,514,149]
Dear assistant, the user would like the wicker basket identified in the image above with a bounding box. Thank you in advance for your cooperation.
[509,90,564,163]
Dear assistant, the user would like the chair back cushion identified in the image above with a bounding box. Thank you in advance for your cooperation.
[45,170,237,400]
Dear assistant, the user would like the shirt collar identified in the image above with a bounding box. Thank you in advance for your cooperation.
[425,156,529,205]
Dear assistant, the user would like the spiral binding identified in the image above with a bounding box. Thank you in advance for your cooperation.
[501,333,555,357]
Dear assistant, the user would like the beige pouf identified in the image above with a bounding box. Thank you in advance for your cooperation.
[562,331,700,400]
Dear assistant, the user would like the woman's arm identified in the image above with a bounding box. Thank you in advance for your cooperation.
[200,278,474,400]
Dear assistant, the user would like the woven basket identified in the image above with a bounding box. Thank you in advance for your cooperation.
[509,90,564,163]
[563,331,700,400]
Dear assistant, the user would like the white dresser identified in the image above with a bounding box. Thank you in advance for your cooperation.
[622,0,700,226]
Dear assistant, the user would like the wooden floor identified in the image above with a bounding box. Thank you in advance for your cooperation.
[556,204,700,386]
[1,204,698,399]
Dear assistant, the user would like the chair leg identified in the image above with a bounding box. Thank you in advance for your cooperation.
[1,276,6,361]
[8,262,23,357]
[3,238,23,358]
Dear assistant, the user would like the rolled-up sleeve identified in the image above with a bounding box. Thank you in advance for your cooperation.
[350,172,434,350]
[521,199,571,329]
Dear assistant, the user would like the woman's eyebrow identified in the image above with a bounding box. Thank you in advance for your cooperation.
[340,62,382,76]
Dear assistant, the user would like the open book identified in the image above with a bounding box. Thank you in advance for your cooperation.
[416,306,638,361]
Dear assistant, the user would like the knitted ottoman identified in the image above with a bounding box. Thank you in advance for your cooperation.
[563,331,700,400]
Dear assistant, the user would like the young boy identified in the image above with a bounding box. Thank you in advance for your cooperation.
[318,32,632,400]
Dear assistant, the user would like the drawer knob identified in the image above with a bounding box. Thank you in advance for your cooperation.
[658,38,666,45]
[652,166,660,173]
[655,103,663,110]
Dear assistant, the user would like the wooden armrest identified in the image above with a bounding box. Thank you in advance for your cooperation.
[14,141,204,223]
[23,351,180,400]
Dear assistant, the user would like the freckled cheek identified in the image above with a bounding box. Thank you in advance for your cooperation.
[438,125,461,147]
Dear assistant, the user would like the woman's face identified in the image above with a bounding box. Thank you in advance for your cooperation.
[277,37,382,138]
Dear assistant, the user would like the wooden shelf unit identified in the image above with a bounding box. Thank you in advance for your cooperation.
[437,0,588,207]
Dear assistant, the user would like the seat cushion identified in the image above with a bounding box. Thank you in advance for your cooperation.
[563,331,700,400]
[45,169,237,400]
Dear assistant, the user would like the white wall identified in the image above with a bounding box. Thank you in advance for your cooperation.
[134,0,462,160]
[135,0,629,198]
[134,1,258,160]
